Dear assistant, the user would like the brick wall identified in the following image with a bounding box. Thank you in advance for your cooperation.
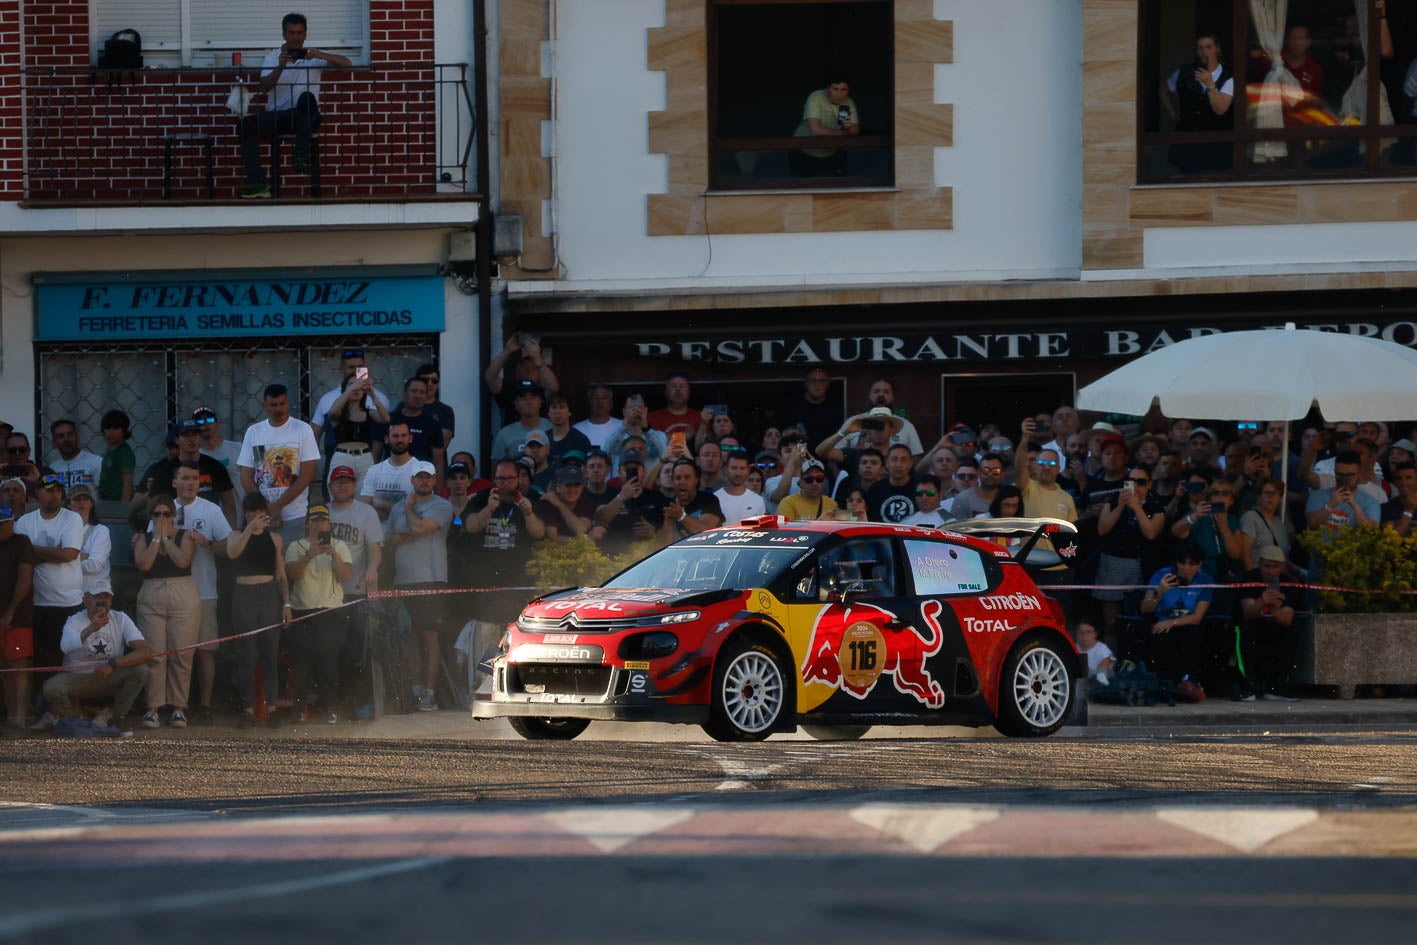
[9,0,446,202]
[0,2,20,198]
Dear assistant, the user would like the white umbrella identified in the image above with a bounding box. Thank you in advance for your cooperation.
[1078,324,1417,421]
[1078,323,1417,519]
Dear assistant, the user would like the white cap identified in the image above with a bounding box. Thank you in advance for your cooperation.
[83,576,114,597]
[409,460,437,478]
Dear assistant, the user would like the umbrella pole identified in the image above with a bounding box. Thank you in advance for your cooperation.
[1280,425,1290,523]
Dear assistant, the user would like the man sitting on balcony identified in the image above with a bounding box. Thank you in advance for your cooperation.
[239,13,352,199]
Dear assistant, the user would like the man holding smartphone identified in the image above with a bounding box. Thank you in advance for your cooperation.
[238,13,352,198]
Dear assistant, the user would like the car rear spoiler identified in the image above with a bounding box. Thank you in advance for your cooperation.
[943,517,1080,568]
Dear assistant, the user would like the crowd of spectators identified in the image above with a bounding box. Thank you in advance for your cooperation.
[3,337,1416,734]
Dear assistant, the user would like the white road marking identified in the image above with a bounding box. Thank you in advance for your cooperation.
[545,807,696,853]
[850,803,1001,853]
[1156,806,1320,852]
[0,855,450,937]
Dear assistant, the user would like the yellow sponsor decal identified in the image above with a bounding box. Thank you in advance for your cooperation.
[623,661,651,670]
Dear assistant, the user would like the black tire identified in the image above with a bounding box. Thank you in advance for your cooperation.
[703,636,789,742]
[995,634,1074,737]
[801,724,871,741]
[508,716,591,741]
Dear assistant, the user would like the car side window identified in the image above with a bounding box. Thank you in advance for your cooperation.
[805,539,897,600]
[904,539,990,595]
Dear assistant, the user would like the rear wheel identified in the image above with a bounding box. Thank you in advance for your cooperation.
[508,716,591,741]
[995,635,1073,738]
[802,724,871,741]
[703,637,788,742]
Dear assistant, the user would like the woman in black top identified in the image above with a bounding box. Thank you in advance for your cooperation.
[133,494,198,729]
[1093,467,1166,654]
[225,492,291,727]
[328,373,390,495]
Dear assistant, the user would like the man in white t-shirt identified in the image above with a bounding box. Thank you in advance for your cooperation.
[572,382,625,449]
[195,405,247,516]
[237,12,353,198]
[237,383,320,543]
[40,578,152,730]
[360,420,418,520]
[168,462,232,725]
[715,450,765,525]
[16,475,85,673]
[45,419,102,490]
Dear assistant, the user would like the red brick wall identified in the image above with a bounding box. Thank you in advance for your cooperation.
[0,2,22,198]
[8,0,444,201]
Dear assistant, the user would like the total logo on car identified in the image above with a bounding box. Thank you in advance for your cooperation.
[473,516,1085,742]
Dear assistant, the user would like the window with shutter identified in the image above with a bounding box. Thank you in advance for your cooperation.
[93,0,368,67]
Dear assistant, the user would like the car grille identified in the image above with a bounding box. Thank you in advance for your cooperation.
[518,615,644,634]
[514,664,613,696]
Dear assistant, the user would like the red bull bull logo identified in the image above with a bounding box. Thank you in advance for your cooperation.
[800,600,946,708]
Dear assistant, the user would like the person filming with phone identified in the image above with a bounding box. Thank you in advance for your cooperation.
[284,504,351,723]
[238,13,353,199]
[1139,543,1214,702]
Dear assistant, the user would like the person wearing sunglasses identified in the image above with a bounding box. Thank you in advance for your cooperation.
[1094,466,1166,652]
[1171,478,1244,583]
[1017,418,1078,523]
[950,453,1006,520]
[778,458,837,522]
[131,494,198,729]
[2,433,42,494]
[900,474,954,528]
[192,407,246,513]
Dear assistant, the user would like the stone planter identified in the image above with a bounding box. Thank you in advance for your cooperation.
[1297,612,1417,698]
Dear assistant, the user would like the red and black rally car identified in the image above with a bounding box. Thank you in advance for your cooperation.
[473,516,1083,742]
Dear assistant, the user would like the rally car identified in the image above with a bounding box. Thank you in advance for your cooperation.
[473,516,1083,742]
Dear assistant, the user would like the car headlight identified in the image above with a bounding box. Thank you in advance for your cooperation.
[659,610,700,624]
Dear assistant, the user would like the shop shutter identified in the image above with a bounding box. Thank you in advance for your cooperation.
[189,0,368,62]
[94,0,182,66]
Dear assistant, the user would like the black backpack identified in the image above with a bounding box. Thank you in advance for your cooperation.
[96,29,142,86]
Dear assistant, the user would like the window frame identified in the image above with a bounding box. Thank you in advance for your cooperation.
[706,0,896,191]
[92,0,370,68]
[1136,0,1417,184]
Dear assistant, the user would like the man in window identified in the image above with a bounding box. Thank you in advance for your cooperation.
[239,13,352,199]
[1161,32,1235,174]
[791,72,859,177]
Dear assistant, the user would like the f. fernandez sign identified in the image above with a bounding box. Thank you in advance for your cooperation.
[35,274,445,341]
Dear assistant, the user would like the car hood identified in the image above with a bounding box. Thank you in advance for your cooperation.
[524,587,744,621]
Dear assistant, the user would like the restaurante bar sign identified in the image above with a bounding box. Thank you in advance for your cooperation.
[629,321,1417,365]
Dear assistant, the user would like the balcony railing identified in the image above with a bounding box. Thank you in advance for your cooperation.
[22,63,476,204]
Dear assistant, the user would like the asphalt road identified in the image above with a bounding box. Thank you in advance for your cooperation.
[2,727,1416,943]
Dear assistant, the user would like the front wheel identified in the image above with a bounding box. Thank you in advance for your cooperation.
[995,635,1073,738]
[703,638,788,742]
[508,716,591,741]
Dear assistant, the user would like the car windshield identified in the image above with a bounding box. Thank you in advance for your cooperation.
[605,545,809,592]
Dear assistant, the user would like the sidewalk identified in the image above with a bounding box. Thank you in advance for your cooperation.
[1084,695,1417,728]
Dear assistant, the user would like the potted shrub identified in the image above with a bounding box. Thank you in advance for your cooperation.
[1295,526,1417,697]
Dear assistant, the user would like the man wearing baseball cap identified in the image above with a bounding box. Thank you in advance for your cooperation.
[16,475,85,674]
[489,380,552,462]
[385,460,453,711]
[36,577,151,732]
[136,420,237,526]
[778,458,838,521]
[327,465,383,602]
[593,448,665,551]
[0,505,35,731]
[537,465,602,542]
[285,504,352,723]
[193,406,247,512]
[1235,545,1302,701]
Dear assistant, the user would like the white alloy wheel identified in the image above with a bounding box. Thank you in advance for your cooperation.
[1011,645,1070,730]
[720,649,785,735]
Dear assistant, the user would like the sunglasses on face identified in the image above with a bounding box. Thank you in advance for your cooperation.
[195,416,217,425]
[342,349,364,360]
[1035,460,1059,468]
[955,473,977,481]
[6,446,27,454]
[151,510,173,518]
[800,476,825,484]
[915,489,938,497]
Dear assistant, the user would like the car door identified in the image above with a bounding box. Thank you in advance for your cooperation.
[898,536,1005,722]
[792,536,942,720]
